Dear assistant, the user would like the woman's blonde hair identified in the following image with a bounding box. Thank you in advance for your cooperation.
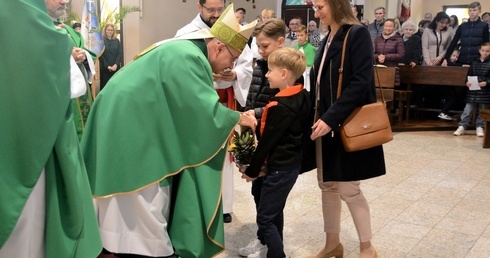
[103,24,117,39]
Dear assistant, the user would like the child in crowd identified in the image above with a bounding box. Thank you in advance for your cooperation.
[293,25,317,91]
[454,42,490,136]
[438,49,462,120]
[449,49,461,65]
[241,47,311,258]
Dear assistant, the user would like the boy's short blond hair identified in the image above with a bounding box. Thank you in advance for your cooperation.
[268,47,306,80]
[297,24,307,34]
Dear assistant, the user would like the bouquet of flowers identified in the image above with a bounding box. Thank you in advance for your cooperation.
[227,128,256,169]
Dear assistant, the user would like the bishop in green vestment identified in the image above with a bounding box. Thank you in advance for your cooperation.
[81,4,257,258]
[0,0,102,257]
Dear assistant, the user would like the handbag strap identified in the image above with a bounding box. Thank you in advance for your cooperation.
[336,26,386,104]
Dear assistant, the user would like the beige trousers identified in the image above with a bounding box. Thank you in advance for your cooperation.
[315,139,373,242]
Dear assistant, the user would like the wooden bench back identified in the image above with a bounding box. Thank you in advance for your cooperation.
[374,66,396,101]
[399,65,469,86]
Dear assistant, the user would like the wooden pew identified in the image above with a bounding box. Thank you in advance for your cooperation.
[399,65,469,86]
[398,65,469,119]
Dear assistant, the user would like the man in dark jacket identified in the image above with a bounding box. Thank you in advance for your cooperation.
[443,2,489,66]
[368,6,386,44]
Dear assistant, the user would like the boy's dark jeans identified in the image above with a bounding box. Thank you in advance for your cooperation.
[256,164,300,258]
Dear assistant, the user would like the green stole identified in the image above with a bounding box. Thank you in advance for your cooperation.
[81,39,239,257]
[0,0,102,257]
[64,25,96,140]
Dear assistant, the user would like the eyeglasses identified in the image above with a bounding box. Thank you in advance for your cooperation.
[223,44,239,62]
[311,5,325,12]
[201,5,224,14]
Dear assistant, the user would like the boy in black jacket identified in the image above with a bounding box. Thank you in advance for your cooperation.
[454,42,490,137]
[240,48,311,258]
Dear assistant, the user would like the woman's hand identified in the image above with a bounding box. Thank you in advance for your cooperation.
[310,119,331,140]
[409,62,416,68]
[377,54,385,64]
[432,57,441,65]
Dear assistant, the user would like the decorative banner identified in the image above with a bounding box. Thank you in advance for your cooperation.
[400,0,411,21]
[81,0,104,56]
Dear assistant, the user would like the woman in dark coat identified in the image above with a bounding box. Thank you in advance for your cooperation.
[99,24,122,91]
[307,0,385,258]
[401,20,422,67]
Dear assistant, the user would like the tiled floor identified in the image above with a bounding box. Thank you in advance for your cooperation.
[217,131,490,258]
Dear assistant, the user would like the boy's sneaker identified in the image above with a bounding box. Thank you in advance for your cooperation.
[453,126,465,136]
[247,247,268,258]
[476,127,484,137]
[438,112,453,120]
[238,239,266,257]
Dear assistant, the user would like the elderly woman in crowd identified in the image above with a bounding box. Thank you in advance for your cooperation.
[401,20,422,67]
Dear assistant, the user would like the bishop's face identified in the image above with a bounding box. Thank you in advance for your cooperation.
[208,40,240,73]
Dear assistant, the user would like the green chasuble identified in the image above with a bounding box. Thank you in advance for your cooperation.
[0,0,102,257]
[81,39,240,257]
[65,25,96,140]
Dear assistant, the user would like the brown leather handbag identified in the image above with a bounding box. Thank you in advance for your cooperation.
[337,27,393,152]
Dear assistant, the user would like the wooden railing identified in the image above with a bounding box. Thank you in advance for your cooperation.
[399,65,469,87]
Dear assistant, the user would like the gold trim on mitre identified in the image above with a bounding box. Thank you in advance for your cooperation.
[209,3,257,53]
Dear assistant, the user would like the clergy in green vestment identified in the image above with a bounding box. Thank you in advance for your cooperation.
[0,0,102,257]
[46,0,97,140]
[81,4,257,258]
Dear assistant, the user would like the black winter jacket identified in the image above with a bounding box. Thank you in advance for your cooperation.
[465,57,490,104]
[403,35,422,65]
[444,18,489,65]
[245,86,311,178]
[244,59,279,138]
